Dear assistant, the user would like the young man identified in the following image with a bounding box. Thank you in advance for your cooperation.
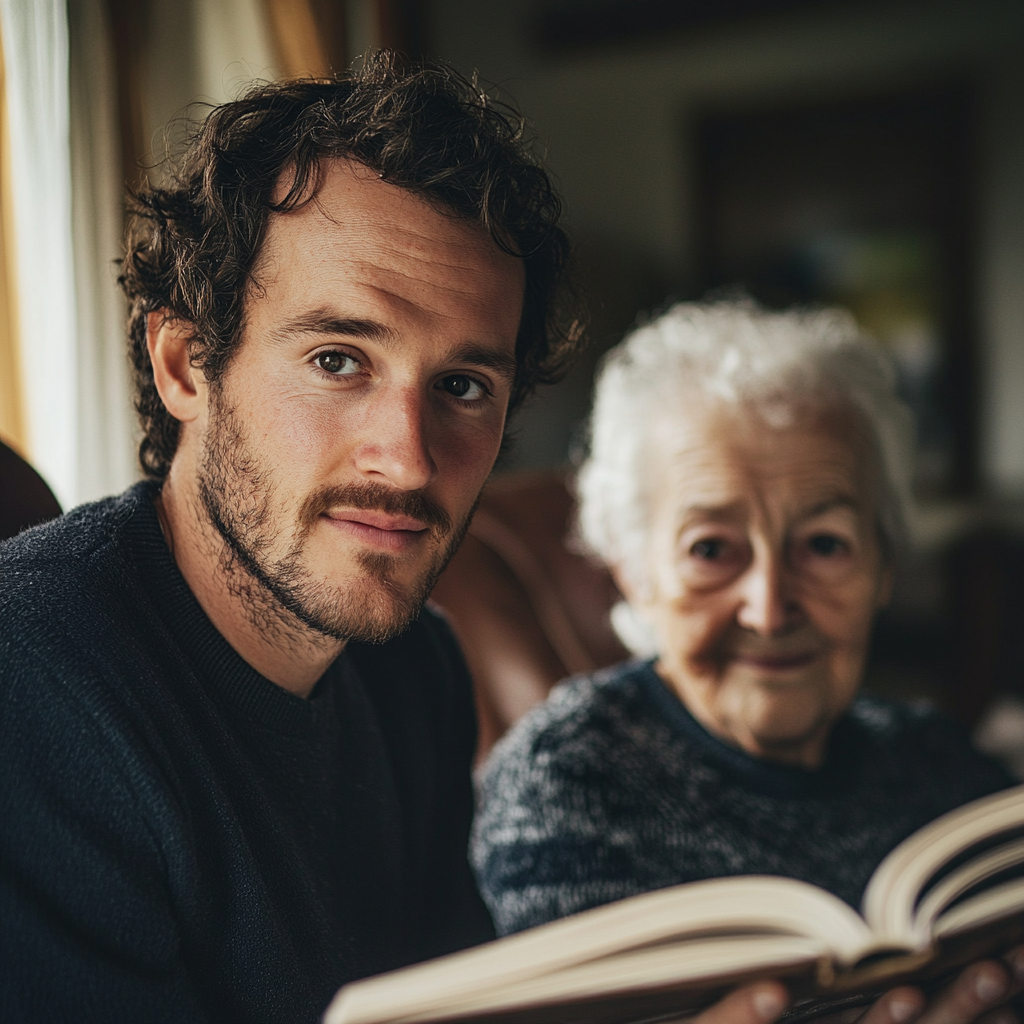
[1,55,1019,1024]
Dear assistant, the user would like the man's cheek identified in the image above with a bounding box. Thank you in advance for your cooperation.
[434,416,505,480]
[265,399,355,473]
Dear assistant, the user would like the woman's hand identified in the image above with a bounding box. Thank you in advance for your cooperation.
[855,947,1024,1024]
[689,980,791,1024]
[688,946,1024,1024]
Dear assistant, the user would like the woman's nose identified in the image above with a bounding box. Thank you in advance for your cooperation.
[735,554,796,635]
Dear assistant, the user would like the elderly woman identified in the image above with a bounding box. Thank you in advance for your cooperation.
[471,301,1013,940]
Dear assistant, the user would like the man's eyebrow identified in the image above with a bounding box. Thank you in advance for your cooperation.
[442,343,518,384]
[277,311,397,345]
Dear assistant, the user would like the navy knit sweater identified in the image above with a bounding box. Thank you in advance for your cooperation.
[0,483,493,1023]
[472,660,1012,936]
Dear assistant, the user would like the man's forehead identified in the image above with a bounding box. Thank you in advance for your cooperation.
[271,156,384,208]
[244,156,525,357]
[270,158,463,241]
[263,156,523,283]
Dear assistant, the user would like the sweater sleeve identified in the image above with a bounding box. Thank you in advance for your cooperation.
[0,651,211,1024]
[470,690,633,937]
[471,720,556,936]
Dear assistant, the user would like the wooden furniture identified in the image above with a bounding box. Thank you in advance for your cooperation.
[0,439,61,542]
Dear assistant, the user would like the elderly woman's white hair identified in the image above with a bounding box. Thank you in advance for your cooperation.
[575,300,915,656]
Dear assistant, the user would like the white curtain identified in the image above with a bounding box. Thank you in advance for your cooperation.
[0,0,282,509]
[140,0,277,170]
[0,0,77,509]
[68,0,137,505]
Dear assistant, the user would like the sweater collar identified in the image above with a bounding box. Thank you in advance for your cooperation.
[122,480,343,733]
[634,661,858,798]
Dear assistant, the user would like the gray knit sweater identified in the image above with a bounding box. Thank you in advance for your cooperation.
[472,660,1011,936]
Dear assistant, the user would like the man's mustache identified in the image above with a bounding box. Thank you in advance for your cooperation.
[298,482,453,536]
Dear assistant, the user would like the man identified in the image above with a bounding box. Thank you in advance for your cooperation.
[0,54,1019,1024]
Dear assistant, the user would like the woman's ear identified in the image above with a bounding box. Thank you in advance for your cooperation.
[609,563,635,604]
[609,600,661,660]
[607,566,662,658]
[147,311,205,423]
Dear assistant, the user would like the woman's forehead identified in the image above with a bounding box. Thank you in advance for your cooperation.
[649,400,877,519]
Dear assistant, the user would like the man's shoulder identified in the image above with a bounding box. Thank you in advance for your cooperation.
[0,484,158,669]
[2,484,148,585]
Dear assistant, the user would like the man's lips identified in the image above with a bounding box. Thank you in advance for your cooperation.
[322,510,431,552]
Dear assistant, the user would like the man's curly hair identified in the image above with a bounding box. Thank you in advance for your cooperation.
[120,52,585,480]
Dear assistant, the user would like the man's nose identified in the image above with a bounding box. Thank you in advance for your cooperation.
[352,385,435,491]
[735,551,795,635]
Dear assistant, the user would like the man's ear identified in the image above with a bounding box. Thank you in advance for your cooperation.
[147,311,204,423]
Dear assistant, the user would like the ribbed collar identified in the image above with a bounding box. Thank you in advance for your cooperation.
[633,661,858,799]
[121,480,343,734]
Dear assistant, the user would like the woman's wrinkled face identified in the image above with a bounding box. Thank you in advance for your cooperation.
[631,401,892,770]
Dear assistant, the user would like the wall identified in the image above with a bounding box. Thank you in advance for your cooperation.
[430,0,1024,493]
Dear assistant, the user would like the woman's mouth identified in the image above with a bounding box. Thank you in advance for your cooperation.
[735,652,818,671]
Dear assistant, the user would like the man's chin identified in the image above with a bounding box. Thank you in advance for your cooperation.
[287,555,444,644]
[282,580,416,644]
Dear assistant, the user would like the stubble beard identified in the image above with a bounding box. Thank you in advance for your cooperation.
[197,391,473,646]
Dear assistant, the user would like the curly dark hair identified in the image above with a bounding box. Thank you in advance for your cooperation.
[120,51,585,480]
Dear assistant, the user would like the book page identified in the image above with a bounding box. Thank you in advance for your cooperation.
[862,785,1024,944]
[914,837,1024,938]
[327,877,870,1024]
[935,877,1024,939]
[401,935,828,1024]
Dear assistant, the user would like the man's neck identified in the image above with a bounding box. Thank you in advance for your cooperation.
[155,469,344,699]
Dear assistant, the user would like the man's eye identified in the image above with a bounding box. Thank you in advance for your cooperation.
[690,539,724,560]
[808,534,847,556]
[315,351,359,375]
[438,375,485,401]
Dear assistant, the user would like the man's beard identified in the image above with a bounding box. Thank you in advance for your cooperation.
[197,393,472,645]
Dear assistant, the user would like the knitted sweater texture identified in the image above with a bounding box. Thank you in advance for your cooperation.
[472,661,1011,936]
[1,483,493,1024]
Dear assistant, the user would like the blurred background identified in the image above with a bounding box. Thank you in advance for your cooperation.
[1,0,1022,763]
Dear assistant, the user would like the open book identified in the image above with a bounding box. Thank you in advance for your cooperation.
[326,785,1024,1024]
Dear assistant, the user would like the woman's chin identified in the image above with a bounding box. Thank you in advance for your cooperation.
[729,692,835,766]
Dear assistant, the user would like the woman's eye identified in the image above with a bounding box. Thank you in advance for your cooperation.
[438,375,485,401]
[315,351,359,375]
[808,533,847,556]
[690,538,725,560]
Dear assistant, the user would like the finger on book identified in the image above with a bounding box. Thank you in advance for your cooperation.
[972,1006,1020,1024]
[915,960,1012,1024]
[852,986,926,1024]
[683,982,790,1024]
[1001,945,1024,998]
